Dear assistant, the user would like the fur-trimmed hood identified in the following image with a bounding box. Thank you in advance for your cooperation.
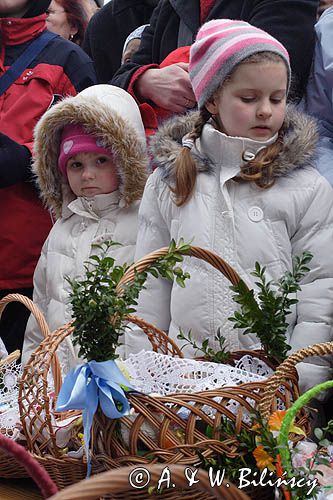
[33,84,148,217]
[149,105,318,180]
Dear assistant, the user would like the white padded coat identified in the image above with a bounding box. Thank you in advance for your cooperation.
[127,107,333,396]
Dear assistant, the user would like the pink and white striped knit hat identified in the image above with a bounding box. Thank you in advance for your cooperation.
[189,19,291,109]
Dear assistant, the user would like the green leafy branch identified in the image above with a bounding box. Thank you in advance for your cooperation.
[66,239,191,362]
[228,252,313,364]
[177,327,231,364]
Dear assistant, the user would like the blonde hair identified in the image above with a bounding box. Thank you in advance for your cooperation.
[173,51,287,206]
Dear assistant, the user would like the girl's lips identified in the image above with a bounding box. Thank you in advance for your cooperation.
[82,187,99,194]
[251,126,271,135]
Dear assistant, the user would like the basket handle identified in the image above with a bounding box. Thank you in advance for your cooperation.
[259,341,333,418]
[277,379,333,481]
[0,293,62,395]
[116,245,245,294]
[0,349,20,369]
[0,434,58,498]
[48,464,249,500]
[125,314,184,357]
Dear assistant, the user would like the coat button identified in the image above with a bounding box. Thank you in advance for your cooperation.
[248,206,263,222]
[242,150,256,161]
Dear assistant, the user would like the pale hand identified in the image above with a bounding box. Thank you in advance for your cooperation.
[135,63,196,113]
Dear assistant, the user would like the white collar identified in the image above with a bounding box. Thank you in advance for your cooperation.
[66,191,121,220]
[194,122,278,175]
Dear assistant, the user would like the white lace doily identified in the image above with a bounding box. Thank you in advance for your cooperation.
[0,358,22,438]
[123,350,267,396]
[234,354,274,377]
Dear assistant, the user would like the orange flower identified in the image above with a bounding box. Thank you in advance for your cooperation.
[268,411,305,436]
[268,410,287,431]
[253,445,275,471]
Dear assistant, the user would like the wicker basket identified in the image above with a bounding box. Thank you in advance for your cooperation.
[91,246,304,467]
[48,464,250,500]
[5,246,307,494]
[0,294,62,480]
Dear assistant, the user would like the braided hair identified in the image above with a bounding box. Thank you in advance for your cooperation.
[173,108,211,206]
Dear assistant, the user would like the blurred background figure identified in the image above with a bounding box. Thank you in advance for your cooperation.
[0,0,96,356]
[111,0,318,113]
[83,0,158,83]
[81,0,101,18]
[318,0,333,17]
[121,25,148,65]
[303,6,333,186]
[46,0,89,46]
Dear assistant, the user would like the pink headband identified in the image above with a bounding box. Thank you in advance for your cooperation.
[58,124,112,177]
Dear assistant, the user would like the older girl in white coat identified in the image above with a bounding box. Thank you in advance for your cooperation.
[130,20,333,397]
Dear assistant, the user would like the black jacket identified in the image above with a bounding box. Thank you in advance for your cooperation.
[83,0,157,83]
[23,0,51,17]
[111,0,319,100]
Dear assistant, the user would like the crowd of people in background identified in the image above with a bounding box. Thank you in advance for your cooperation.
[1,0,333,426]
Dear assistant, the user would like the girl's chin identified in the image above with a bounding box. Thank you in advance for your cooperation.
[250,128,272,139]
[81,188,100,196]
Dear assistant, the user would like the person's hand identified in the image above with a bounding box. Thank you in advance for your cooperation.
[0,133,32,188]
[135,63,196,113]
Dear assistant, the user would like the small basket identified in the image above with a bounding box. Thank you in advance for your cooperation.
[0,294,59,480]
[9,246,308,493]
[48,464,250,500]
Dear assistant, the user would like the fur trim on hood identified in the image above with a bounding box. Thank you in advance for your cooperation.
[33,85,148,217]
[149,105,319,181]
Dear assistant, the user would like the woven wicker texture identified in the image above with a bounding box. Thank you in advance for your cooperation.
[0,247,308,491]
[259,341,333,418]
[91,247,303,468]
[49,464,250,500]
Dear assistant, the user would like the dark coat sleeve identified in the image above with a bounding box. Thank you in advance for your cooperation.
[111,0,319,100]
[0,133,32,188]
[83,0,156,84]
[245,0,319,99]
[110,1,168,89]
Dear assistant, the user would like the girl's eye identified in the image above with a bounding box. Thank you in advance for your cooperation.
[240,97,256,103]
[96,157,108,165]
[68,162,82,169]
[270,97,283,104]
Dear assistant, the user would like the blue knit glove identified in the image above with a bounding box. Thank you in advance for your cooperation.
[0,132,32,188]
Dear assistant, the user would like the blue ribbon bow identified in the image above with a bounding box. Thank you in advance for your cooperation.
[56,359,134,476]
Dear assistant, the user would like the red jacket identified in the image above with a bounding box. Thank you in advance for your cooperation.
[0,15,96,289]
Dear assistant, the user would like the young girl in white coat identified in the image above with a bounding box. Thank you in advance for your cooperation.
[130,20,333,398]
[22,85,148,374]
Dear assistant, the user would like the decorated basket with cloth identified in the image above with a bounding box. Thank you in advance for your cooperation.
[0,244,311,495]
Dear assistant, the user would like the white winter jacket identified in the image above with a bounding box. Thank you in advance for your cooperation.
[128,107,333,395]
[22,85,148,373]
[23,192,140,372]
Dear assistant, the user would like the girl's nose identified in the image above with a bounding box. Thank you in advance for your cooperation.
[81,166,95,180]
[257,100,272,119]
